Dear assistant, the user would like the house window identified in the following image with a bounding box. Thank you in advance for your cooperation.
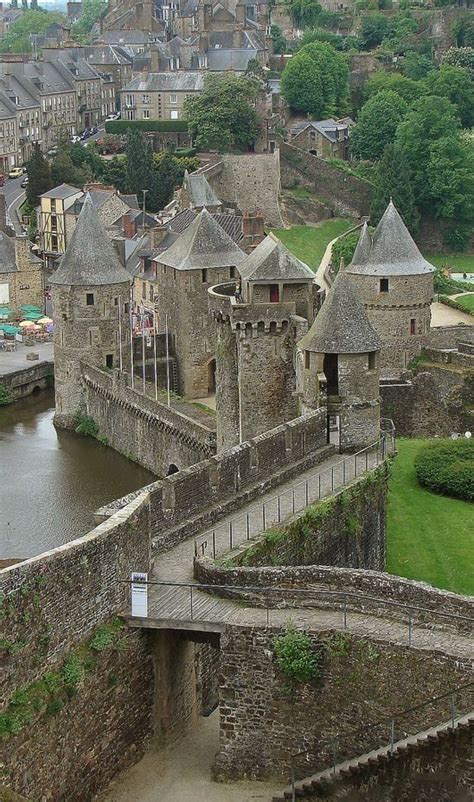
[142,94,150,104]
[86,293,95,306]
[51,214,57,232]
[170,110,179,120]
[202,268,208,283]
[142,110,150,119]
[305,351,310,370]
[269,284,280,303]
[170,94,178,104]
[410,318,416,335]
[368,351,376,370]
[380,278,389,293]
[105,354,114,369]
[51,235,58,251]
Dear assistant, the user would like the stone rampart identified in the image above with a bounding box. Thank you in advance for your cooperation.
[215,625,472,782]
[280,142,373,218]
[81,363,216,475]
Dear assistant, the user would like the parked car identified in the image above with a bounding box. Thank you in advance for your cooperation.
[71,135,81,144]
[105,112,120,122]
[80,128,91,140]
[20,176,29,188]
[89,125,98,135]
[8,166,23,179]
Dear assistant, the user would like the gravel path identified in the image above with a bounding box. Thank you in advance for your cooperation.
[430,301,473,327]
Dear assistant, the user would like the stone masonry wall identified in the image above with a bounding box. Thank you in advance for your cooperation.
[280,142,373,218]
[82,363,216,475]
[303,722,474,801]
[215,626,472,782]
[0,361,53,400]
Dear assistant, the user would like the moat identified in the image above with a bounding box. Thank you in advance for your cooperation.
[0,390,155,560]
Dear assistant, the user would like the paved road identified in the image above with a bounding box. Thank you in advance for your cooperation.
[2,176,25,235]
[0,342,53,377]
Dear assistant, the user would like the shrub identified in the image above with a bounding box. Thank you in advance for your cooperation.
[0,383,13,406]
[105,119,188,134]
[74,412,99,438]
[273,624,320,684]
[414,439,474,500]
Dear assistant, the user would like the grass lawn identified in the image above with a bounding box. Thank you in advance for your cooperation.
[387,439,473,596]
[453,294,474,313]
[271,219,353,272]
[425,253,474,273]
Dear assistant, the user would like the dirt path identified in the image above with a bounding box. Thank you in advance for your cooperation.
[98,712,280,802]
[430,301,473,327]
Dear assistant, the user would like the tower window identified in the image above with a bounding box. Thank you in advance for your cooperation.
[114,297,118,306]
[368,351,376,370]
[323,353,339,395]
[230,266,236,279]
[86,293,95,306]
[269,284,280,303]
[379,278,389,293]
[305,351,311,370]
[202,269,208,283]
[105,354,114,369]
[410,318,416,335]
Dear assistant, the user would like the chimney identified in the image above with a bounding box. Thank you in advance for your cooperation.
[112,236,127,266]
[235,0,245,25]
[150,225,169,248]
[122,212,137,239]
[241,210,265,253]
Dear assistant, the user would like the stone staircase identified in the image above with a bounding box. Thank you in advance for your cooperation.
[272,712,474,801]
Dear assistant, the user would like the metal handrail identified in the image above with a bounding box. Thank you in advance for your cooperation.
[193,434,395,560]
[122,578,474,625]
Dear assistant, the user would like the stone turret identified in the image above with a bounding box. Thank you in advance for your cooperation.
[210,234,316,450]
[51,194,131,428]
[153,207,245,399]
[298,270,382,452]
[346,202,435,376]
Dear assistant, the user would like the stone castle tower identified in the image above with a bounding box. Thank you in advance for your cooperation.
[154,208,246,399]
[51,195,131,428]
[209,233,317,451]
[298,270,382,452]
[346,202,435,376]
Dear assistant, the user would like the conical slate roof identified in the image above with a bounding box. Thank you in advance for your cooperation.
[239,233,315,282]
[0,231,17,275]
[158,207,245,270]
[347,201,434,277]
[50,194,131,286]
[298,270,382,354]
[350,222,371,269]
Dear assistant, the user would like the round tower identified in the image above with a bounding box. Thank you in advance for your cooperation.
[50,195,131,429]
[346,202,435,376]
[209,234,316,451]
[298,270,382,453]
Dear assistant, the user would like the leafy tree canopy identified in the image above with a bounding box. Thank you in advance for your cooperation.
[271,24,287,55]
[0,9,65,53]
[364,70,425,104]
[184,74,259,152]
[442,46,474,75]
[400,52,434,80]
[427,135,474,224]
[25,143,52,207]
[351,89,408,160]
[370,143,419,232]
[423,64,474,128]
[359,13,391,49]
[453,15,474,48]
[71,0,107,43]
[281,41,349,118]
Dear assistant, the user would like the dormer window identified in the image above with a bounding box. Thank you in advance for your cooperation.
[269,284,279,303]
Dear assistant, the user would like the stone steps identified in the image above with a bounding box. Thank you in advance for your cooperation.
[272,712,474,801]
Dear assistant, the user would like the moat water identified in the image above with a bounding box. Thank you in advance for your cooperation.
[0,390,155,560]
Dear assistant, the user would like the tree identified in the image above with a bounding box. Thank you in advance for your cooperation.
[104,157,128,193]
[125,129,154,194]
[423,64,474,128]
[363,71,424,104]
[394,95,460,209]
[400,52,433,80]
[286,0,325,29]
[153,151,179,212]
[0,9,65,52]
[26,143,52,207]
[351,90,408,160]
[271,24,287,55]
[370,143,419,232]
[359,13,391,49]
[427,135,474,226]
[453,15,474,48]
[442,46,474,76]
[184,74,259,152]
[281,41,349,118]
[71,0,107,43]
[50,146,87,188]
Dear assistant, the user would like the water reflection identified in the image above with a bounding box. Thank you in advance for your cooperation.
[0,391,155,559]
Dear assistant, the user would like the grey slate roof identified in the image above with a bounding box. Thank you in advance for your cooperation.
[347,201,435,277]
[207,49,258,72]
[350,222,371,268]
[41,183,81,200]
[158,208,245,270]
[167,209,243,243]
[184,171,221,208]
[124,71,205,92]
[291,118,349,143]
[50,194,131,287]
[239,234,314,283]
[299,270,382,354]
[0,232,17,275]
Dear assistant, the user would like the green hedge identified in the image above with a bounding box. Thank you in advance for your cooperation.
[439,294,474,317]
[414,439,474,501]
[105,120,189,134]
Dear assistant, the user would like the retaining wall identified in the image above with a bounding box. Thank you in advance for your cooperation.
[0,361,53,400]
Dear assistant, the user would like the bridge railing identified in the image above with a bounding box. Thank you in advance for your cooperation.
[124,577,473,641]
[193,433,395,561]
[285,681,474,797]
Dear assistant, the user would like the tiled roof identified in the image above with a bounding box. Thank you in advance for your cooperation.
[299,270,382,354]
[157,208,245,270]
[50,194,131,286]
[0,232,17,275]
